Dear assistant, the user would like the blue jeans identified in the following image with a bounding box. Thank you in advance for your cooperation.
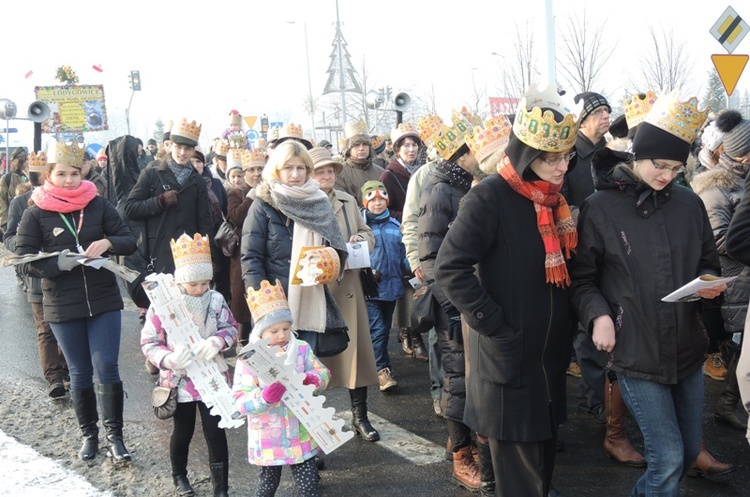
[50,310,122,391]
[616,367,703,497]
[428,327,444,399]
[366,300,396,371]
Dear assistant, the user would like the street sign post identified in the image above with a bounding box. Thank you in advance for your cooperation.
[0,128,18,133]
[711,54,749,96]
[710,6,749,96]
[246,129,259,141]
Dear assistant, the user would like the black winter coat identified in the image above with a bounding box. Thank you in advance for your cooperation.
[241,185,294,293]
[15,195,137,323]
[3,190,42,303]
[123,160,214,275]
[570,149,720,385]
[434,173,571,442]
[562,132,606,216]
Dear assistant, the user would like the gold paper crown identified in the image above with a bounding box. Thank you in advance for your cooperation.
[513,84,582,152]
[465,116,513,164]
[228,132,247,149]
[170,233,212,270]
[171,118,202,144]
[280,123,304,140]
[452,107,483,127]
[213,140,229,157]
[417,114,444,145]
[243,149,267,168]
[391,122,420,146]
[643,90,709,144]
[48,140,85,167]
[624,91,658,130]
[344,120,368,140]
[246,279,290,322]
[28,151,48,173]
[433,122,469,160]
[371,135,384,149]
[227,148,244,169]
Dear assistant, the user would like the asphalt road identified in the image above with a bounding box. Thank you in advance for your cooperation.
[0,265,749,496]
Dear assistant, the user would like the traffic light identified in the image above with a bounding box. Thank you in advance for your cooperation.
[130,70,142,91]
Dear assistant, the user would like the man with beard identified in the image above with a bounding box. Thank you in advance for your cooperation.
[334,120,384,205]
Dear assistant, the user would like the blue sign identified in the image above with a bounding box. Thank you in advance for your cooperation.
[270,121,284,129]
[246,129,259,141]
[0,128,18,133]
[85,143,103,158]
[0,136,4,144]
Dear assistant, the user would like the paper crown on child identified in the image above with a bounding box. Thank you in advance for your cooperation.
[170,233,213,283]
[465,116,513,164]
[228,131,248,150]
[28,151,48,173]
[243,148,267,169]
[417,114,444,146]
[48,139,85,167]
[512,84,582,152]
[361,180,389,208]
[246,280,294,337]
[170,118,202,147]
[624,91,658,131]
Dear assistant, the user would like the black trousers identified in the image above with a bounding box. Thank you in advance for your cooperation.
[488,437,556,497]
[170,400,228,476]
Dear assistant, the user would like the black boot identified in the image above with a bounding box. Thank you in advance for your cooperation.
[409,329,429,362]
[70,387,99,460]
[172,474,194,496]
[97,382,132,463]
[715,353,749,431]
[349,387,379,442]
[475,440,495,497]
[209,462,229,497]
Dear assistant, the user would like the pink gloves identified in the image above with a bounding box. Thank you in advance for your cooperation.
[303,372,320,387]
[192,336,224,361]
[262,382,286,404]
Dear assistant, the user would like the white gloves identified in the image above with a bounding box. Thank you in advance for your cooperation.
[192,336,225,361]
[163,345,193,370]
[57,249,81,272]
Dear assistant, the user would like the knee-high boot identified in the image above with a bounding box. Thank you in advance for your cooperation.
[209,462,229,497]
[97,382,132,463]
[349,387,379,442]
[475,439,495,497]
[604,376,646,467]
[714,353,749,431]
[70,387,99,460]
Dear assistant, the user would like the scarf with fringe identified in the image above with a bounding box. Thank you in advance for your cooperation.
[31,180,97,213]
[498,156,577,287]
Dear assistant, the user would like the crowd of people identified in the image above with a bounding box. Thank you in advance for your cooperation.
[2,90,750,497]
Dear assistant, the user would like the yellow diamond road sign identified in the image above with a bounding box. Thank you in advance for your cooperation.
[710,6,749,54]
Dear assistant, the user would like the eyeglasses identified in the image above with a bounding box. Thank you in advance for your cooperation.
[590,108,610,117]
[541,151,576,166]
[650,159,686,175]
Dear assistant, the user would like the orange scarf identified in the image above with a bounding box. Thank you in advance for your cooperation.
[498,157,577,287]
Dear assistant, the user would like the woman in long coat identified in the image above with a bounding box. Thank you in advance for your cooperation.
[309,146,380,442]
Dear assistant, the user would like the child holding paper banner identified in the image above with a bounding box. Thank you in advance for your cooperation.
[233,279,330,497]
[141,233,238,497]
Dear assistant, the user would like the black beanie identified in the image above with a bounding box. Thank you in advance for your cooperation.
[631,122,690,163]
[609,114,628,139]
[575,92,611,123]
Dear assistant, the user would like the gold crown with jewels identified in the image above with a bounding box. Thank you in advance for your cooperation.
[433,115,472,160]
[513,84,582,152]
[452,106,483,127]
[171,118,202,144]
[624,91,658,130]
[213,140,229,157]
[417,114,444,146]
[227,148,244,169]
[228,132,247,149]
[48,139,85,167]
[243,149,267,169]
[280,123,304,141]
[170,233,212,269]
[643,90,709,144]
[28,151,48,173]
[465,116,513,164]
[246,279,290,322]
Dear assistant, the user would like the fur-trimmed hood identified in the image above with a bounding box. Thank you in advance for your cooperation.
[691,159,749,195]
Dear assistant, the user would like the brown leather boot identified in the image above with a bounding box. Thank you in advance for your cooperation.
[688,441,736,477]
[409,329,429,362]
[604,376,646,468]
[452,445,480,491]
[398,328,413,355]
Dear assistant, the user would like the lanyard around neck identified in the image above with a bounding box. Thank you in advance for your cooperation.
[59,211,84,248]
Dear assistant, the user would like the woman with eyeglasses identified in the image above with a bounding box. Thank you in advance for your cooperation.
[570,93,730,496]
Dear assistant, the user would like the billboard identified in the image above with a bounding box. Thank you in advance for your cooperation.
[34,85,108,133]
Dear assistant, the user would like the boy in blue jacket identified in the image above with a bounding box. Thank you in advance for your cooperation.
[361,180,409,392]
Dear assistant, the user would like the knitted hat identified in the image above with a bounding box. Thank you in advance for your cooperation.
[700,121,724,153]
[11,146,28,161]
[715,110,750,158]
[170,233,213,284]
[317,139,333,149]
[228,109,242,128]
[608,114,629,139]
[575,92,611,123]
[361,180,389,208]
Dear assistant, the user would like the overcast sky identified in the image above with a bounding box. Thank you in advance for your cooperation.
[2,0,746,151]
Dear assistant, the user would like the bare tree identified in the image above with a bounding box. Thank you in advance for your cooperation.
[490,22,540,113]
[635,27,693,94]
[465,69,490,120]
[557,11,615,94]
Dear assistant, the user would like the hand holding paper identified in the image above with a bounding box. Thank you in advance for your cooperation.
[662,275,736,302]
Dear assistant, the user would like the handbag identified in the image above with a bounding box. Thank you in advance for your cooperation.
[359,267,380,299]
[296,328,350,357]
[215,216,239,258]
[411,283,437,335]
[152,383,178,420]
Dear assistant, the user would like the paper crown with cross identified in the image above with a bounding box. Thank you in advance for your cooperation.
[28,151,48,173]
[170,233,213,283]
[417,114,444,146]
[642,90,709,145]
[243,148,267,169]
[170,118,202,147]
[465,116,513,164]
[624,91,658,130]
[48,139,85,167]
[512,84,582,152]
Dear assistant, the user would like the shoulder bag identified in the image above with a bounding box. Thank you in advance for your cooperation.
[215,215,239,257]
[152,377,181,420]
